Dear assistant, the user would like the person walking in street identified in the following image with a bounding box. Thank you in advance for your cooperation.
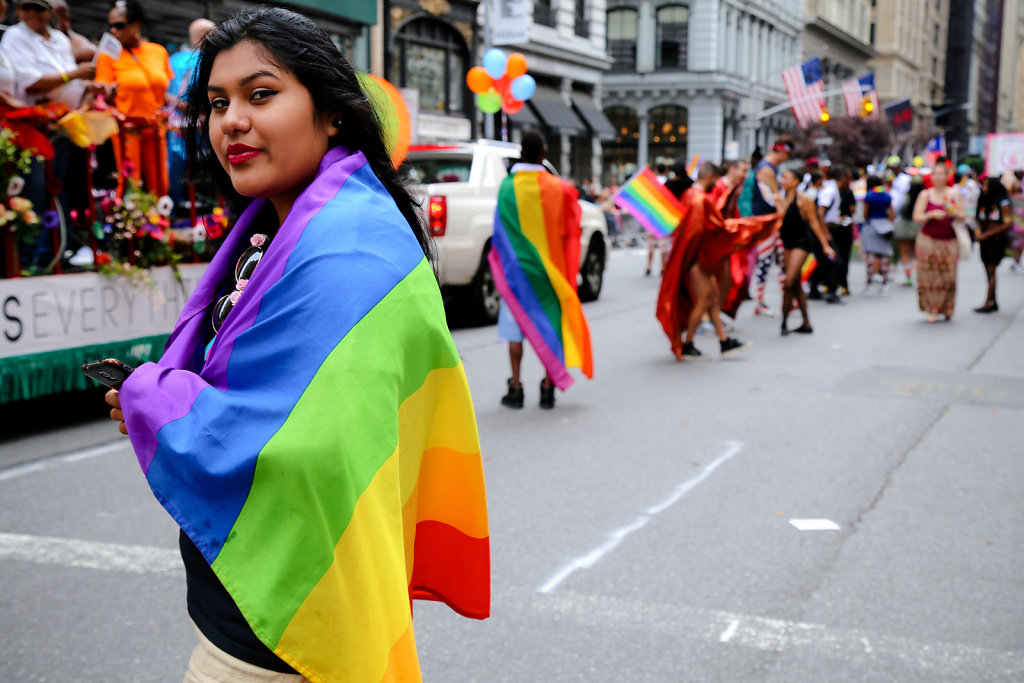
[490,129,593,409]
[893,174,925,286]
[777,168,835,335]
[657,162,777,360]
[913,161,965,322]
[861,175,896,294]
[750,137,793,316]
[100,8,490,680]
[813,165,848,304]
[973,174,1013,313]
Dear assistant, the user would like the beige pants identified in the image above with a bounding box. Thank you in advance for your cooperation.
[184,622,308,682]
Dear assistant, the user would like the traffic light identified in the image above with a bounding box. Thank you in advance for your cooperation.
[861,95,875,117]
[820,106,830,124]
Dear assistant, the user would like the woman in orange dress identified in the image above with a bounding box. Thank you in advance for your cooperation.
[94,0,173,196]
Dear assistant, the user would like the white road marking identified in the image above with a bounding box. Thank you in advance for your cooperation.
[789,518,842,531]
[0,441,127,482]
[538,442,743,594]
[0,532,181,574]
[537,591,1024,677]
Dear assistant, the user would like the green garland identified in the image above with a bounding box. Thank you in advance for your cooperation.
[1,334,169,404]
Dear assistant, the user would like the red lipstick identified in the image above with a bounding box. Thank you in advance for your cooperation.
[226,143,261,165]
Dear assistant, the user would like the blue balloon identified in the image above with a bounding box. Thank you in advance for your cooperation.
[482,48,507,79]
[511,74,536,101]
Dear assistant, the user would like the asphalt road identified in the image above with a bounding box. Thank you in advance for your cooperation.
[2,247,1022,682]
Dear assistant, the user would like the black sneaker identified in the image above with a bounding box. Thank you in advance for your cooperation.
[824,293,845,304]
[807,288,824,300]
[681,341,708,360]
[719,337,751,357]
[539,380,555,409]
[501,379,524,409]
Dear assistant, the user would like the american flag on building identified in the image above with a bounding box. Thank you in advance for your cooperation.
[781,57,825,128]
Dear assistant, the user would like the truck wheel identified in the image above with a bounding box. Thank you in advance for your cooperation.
[468,252,501,324]
[578,239,605,302]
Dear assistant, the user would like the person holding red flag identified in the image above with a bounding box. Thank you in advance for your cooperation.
[657,161,779,360]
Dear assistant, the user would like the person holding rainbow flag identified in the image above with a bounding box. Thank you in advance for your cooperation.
[490,130,594,409]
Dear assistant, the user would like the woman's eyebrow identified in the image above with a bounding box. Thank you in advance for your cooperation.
[208,70,281,92]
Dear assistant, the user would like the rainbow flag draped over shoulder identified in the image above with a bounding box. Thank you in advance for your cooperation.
[613,168,686,238]
[488,169,593,391]
[120,147,489,682]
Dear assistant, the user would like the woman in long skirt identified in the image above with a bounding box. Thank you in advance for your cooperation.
[912,162,965,322]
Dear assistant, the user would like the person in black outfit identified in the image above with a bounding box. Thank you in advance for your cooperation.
[777,168,835,335]
[973,176,1013,312]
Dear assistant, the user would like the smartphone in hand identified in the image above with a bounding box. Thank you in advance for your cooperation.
[81,358,135,389]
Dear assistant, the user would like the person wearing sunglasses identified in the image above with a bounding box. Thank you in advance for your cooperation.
[101,7,489,681]
[94,0,174,196]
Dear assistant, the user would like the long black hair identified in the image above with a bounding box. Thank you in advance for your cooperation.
[181,7,430,257]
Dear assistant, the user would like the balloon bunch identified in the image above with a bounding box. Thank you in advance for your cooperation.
[466,48,536,115]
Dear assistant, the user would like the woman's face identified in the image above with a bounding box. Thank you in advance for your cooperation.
[207,40,338,220]
[780,170,799,192]
[16,2,52,34]
[107,7,140,47]
[931,164,948,187]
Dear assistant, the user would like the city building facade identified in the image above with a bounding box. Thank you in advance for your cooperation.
[997,0,1024,133]
[870,0,950,135]
[600,0,803,185]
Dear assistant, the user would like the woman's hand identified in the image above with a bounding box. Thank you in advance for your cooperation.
[105,389,128,436]
[823,243,836,261]
[73,63,97,81]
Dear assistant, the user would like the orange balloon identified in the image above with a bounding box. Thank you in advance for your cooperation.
[466,66,493,95]
[506,53,528,79]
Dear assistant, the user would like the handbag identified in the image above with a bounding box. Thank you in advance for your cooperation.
[952,221,972,260]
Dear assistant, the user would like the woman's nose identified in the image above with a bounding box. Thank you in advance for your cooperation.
[219,101,250,135]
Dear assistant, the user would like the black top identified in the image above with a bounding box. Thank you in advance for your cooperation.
[976,179,1010,226]
[839,186,856,218]
[779,196,814,251]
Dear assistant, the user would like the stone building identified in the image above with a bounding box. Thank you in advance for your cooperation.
[997,0,1024,133]
[801,0,876,118]
[600,0,803,184]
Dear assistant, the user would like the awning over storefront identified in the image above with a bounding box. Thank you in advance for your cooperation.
[286,0,376,24]
[528,87,587,136]
[571,96,617,140]
[507,105,539,127]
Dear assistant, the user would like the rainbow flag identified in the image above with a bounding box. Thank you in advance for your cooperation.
[120,147,489,681]
[488,169,593,391]
[800,253,818,282]
[686,153,703,178]
[613,168,686,238]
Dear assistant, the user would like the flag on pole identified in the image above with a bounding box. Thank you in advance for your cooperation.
[858,72,879,119]
[612,168,687,239]
[781,57,825,128]
[841,78,863,117]
[925,133,947,167]
[685,153,703,179]
[94,32,122,63]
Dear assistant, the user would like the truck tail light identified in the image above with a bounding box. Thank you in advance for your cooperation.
[428,196,447,237]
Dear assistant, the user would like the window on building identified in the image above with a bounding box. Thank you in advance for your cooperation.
[603,106,640,184]
[648,105,688,168]
[535,0,556,28]
[656,5,690,70]
[869,22,875,44]
[576,0,589,37]
[932,56,938,76]
[389,17,468,117]
[607,8,638,71]
[934,23,939,42]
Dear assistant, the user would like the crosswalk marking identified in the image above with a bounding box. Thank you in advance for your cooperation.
[0,531,181,574]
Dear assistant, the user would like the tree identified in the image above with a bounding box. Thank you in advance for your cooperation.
[786,117,894,169]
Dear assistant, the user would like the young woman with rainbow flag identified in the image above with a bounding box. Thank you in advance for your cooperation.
[101,8,490,681]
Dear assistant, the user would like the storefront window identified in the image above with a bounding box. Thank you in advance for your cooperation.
[648,105,688,168]
[602,106,639,184]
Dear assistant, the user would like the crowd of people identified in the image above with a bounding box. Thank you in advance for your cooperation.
[0,0,216,275]
[588,138,1023,361]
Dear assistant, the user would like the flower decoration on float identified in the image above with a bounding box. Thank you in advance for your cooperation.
[0,128,44,244]
[467,49,536,115]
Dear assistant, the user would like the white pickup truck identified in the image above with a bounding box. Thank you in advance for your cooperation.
[403,140,608,324]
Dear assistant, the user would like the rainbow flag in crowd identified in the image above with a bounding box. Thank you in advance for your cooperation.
[489,169,593,391]
[613,168,686,238]
[121,147,489,682]
[801,253,818,282]
[686,153,703,178]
